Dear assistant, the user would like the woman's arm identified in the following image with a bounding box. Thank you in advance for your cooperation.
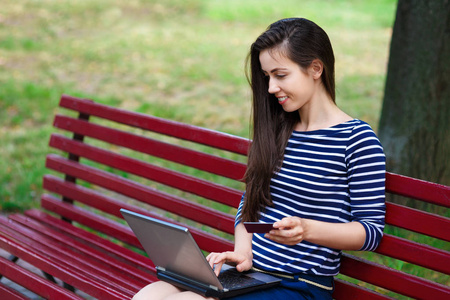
[266,217,366,250]
[206,222,253,276]
[268,123,386,251]
[234,222,254,258]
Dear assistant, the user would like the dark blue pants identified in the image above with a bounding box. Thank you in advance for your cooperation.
[224,274,334,300]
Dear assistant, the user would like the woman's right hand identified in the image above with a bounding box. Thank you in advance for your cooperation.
[206,251,253,276]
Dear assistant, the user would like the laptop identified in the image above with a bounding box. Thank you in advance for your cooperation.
[120,209,281,298]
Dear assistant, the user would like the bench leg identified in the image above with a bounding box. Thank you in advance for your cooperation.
[43,271,57,283]
[8,254,19,263]
[63,282,76,292]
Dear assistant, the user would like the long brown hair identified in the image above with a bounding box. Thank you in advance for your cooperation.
[241,18,336,222]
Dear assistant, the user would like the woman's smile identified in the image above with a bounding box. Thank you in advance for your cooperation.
[278,96,289,104]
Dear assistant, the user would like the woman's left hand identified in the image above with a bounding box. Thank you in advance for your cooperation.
[265,217,306,245]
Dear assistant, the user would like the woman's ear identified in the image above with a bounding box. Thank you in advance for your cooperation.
[310,59,323,80]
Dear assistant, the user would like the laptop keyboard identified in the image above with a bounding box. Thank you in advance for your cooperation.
[219,269,263,290]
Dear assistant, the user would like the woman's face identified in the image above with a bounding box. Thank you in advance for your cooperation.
[259,49,317,113]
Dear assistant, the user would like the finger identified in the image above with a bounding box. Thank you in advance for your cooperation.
[211,252,228,271]
[211,253,227,276]
[274,217,291,229]
[214,261,224,276]
[265,230,303,245]
[206,252,219,261]
[273,220,282,229]
[207,253,220,268]
[283,217,296,228]
[236,259,252,272]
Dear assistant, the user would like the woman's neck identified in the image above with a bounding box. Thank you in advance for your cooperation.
[295,94,352,132]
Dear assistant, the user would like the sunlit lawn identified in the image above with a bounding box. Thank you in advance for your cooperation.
[0,0,397,211]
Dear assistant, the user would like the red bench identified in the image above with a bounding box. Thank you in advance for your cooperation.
[0,94,448,299]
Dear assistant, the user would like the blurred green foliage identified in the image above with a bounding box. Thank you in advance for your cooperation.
[0,0,396,211]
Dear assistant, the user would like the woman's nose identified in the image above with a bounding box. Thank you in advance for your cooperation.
[268,79,280,94]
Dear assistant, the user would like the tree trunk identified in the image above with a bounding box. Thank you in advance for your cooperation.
[378,0,450,186]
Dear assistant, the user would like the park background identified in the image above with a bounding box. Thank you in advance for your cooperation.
[2,0,449,296]
[1,0,397,212]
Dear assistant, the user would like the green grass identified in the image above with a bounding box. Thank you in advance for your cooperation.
[0,0,397,212]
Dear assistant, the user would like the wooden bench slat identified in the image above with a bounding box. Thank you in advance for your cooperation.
[385,202,449,241]
[0,255,85,300]
[40,191,233,255]
[333,279,394,300]
[53,115,247,181]
[0,216,141,295]
[340,253,450,299]
[375,234,450,274]
[0,226,131,300]
[49,136,243,207]
[41,193,140,247]
[40,191,234,253]
[0,281,30,300]
[40,195,234,253]
[386,172,450,207]
[8,214,152,284]
[24,209,156,274]
[59,94,250,155]
[43,172,236,234]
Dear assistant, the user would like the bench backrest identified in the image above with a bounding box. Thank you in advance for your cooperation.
[44,95,450,299]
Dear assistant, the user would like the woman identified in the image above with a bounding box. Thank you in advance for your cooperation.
[133,17,386,300]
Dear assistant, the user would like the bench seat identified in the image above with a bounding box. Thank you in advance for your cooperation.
[0,95,448,299]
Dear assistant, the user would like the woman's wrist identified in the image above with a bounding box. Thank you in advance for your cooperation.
[300,218,312,242]
[299,218,366,250]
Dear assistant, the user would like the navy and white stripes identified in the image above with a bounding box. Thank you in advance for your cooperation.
[236,119,386,276]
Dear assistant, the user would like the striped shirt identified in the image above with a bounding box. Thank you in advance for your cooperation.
[236,119,386,276]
